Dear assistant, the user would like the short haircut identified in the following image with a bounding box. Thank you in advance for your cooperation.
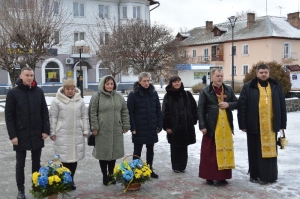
[256,64,270,72]
[21,67,33,73]
[168,76,181,86]
[62,79,76,89]
[211,69,223,76]
[103,76,116,91]
[138,72,151,81]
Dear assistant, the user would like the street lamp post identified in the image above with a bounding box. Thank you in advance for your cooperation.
[228,16,237,91]
[75,40,86,98]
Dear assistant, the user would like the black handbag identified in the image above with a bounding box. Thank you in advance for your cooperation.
[88,134,95,146]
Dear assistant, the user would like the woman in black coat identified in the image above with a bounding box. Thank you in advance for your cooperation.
[162,76,198,173]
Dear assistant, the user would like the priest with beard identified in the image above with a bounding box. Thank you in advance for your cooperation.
[238,64,287,185]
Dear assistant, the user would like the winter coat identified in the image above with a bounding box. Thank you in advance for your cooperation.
[162,83,197,146]
[238,77,287,133]
[127,82,163,144]
[89,75,130,160]
[198,82,238,137]
[49,87,89,162]
[5,78,50,150]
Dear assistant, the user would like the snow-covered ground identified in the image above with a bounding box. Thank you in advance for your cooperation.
[0,85,299,198]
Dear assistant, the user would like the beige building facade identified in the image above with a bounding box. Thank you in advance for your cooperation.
[176,12,300,87]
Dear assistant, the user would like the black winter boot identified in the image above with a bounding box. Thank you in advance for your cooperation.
[108,174,116,185]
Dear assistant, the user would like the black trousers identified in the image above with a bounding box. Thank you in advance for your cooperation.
[16,148,42,191]
[99,160,116,176]
[133,143,154,168]
[62,162,78,182]
[170,144,188,171]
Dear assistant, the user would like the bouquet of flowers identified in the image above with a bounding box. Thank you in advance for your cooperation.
[113,155,152,192]
[30,154,72,199]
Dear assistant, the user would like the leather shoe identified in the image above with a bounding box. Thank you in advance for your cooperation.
[206,180,214,185]
[258,180,270,185]
[215,180,228,185]
[108,174,116,185]
[17,190,26,199]
[250,177,259,183]
[151,171,159,178]
[173,170,180,173]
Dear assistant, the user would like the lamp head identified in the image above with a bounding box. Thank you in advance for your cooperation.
[228,16,237,27]
[75,40,86,47]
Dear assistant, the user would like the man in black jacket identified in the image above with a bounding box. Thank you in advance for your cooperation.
[238,64,287,185]
[5,67,50,199]
[127,72,163,178]
[198,69,238,185]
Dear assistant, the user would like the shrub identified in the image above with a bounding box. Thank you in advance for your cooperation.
[192,83,206,93]
[243,61,291,96]
[234,83,243,94]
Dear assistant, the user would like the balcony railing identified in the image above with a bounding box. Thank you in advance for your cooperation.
[72,46,90,54]
[189,56,210,63]
[282,52,298,61]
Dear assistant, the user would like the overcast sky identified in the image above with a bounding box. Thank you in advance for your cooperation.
[150,0,300,34]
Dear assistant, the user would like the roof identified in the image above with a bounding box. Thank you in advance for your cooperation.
[179,16,300,46]
[149,0,159,5]
[287,65,300,71]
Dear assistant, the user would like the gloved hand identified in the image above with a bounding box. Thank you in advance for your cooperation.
[156,127,162,134]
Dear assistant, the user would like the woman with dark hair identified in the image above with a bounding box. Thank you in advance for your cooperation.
[162,76,198,173]
[89,75,130,186]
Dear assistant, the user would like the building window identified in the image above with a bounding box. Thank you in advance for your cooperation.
[53,31,59,44]
[183,50,188,58]
[133,6,141,19]
[45,62,60,82]
[74,32,85,43]
[230,46,236,56]
[99,5,109,18]
[242,44,248,55]
[284,42,291,58]
[242,64,248,75]
[194,72,204,79]
[231,65,236,76]
[10,68,21,85]
[99,68,110,80]
[122,6,127,18]
[73,2,84,17]
[100,32,109,45]
[192,50,196,58]
[53,0,59,15]
[203,48,209,61]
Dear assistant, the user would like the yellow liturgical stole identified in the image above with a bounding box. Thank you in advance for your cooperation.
[258,82,277,158]
[214,87,235,170]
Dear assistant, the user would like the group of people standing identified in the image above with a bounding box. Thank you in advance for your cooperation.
[5,64,286,199]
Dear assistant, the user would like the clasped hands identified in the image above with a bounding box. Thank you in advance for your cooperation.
[11,133,48,145]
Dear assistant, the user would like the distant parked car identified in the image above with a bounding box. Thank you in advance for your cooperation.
[117,82,135,95]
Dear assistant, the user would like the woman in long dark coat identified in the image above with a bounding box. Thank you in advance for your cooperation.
[162,76,198,173]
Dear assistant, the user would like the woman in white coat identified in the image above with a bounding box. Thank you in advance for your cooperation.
[49,79,89,190]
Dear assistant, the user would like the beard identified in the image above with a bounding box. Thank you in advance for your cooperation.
[257,77,269,84]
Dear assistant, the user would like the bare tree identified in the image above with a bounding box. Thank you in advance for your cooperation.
[88,17,125,77]
[89,18,186,80]
[119,19,186,78]
[0,0,71,87]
